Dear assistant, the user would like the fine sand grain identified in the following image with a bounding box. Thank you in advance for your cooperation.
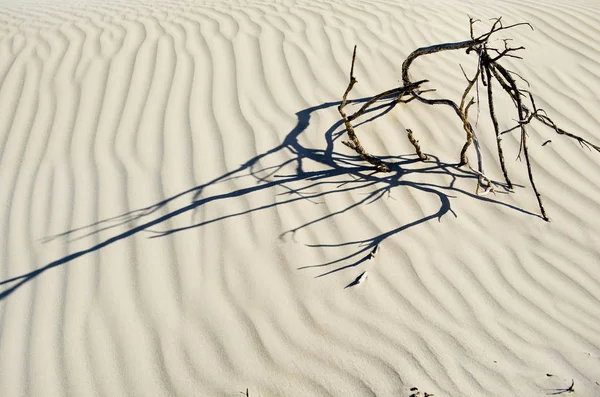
[1,0,599,396]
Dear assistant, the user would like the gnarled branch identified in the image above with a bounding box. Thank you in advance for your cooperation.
[337,18,600,221]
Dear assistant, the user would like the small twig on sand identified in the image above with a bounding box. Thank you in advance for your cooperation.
[406,129,428,160]
[550,379,575,394]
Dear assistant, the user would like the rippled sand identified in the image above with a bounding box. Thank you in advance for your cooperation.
[1,0,599,396]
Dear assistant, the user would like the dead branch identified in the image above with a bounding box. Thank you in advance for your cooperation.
[491,60,549,219]
[482,56,512,189]
[458,67,488,191]
[534,112,600,152]
[338,46,426,172]
[337,18,600,220]
[402,40,481,87]
[338,46,390,172]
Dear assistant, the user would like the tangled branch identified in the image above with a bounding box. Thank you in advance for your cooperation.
[337,17,600,221]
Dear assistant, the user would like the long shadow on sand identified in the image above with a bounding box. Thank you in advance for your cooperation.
[0,95,537,300]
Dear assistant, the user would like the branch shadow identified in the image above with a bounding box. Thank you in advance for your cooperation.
[1,94,539,300]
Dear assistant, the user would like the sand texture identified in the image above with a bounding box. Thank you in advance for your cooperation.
[1,0,600,396]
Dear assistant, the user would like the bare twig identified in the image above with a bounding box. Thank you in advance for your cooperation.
[406,129,428,160]
[483,58,512,189]
[338,46,390,172]
[459,67,485,176]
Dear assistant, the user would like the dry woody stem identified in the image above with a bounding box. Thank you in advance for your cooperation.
[338,46,426,172]
[337,17,600,221]
[406,129,428,161]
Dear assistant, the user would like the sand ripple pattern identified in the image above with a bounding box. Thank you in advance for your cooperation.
[1,0,599,396]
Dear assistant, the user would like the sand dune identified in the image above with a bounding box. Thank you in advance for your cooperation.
[1,0,599,396]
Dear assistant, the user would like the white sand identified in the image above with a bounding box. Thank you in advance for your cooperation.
[1,0,600,396]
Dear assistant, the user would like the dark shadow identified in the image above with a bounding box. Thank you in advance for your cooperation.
[1,94,539,300]
[344,271,367,289]
[547,379,575,395]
